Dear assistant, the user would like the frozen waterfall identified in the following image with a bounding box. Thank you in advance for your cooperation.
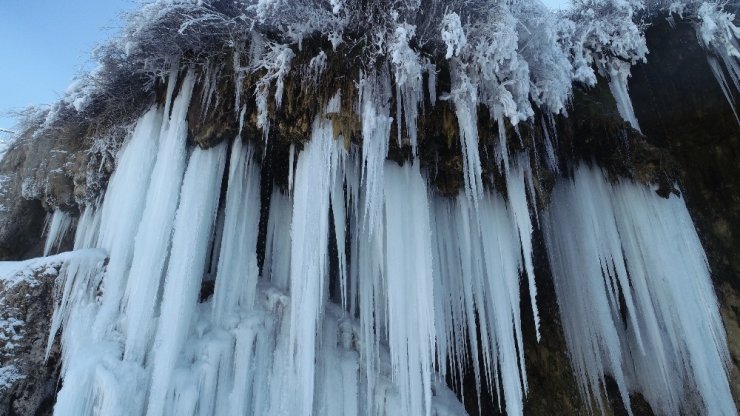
[40,75,734,416]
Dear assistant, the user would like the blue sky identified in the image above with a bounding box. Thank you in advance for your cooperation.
[0,0,134,129]
[0,0,569,130]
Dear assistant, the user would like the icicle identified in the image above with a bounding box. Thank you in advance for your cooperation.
[263,188,292,291]
[47,249,114,416]
[494,111,511,174]
[276,98,340,416]
[448,63,484,207]
[431,196,481,400]
[540,116,559,174]
[73,205,101,250]
[430,189,530,416]
[146,141,227,416]
[390,24,423,155]
[706,55,740,123]
[161,62,179,126]
[542,166,638,415]
[122,72,196,363]
[43,210,74,256]
[543,165,734,415]
[331,147,349,310]
[506,155,540,341]
[359,71,392,232]
[46,140,473,416]
[199,62,219,119]
[46,249,108,359]
[607,62,641,132]
[211,138,261,324]
[50,103,173,416]
[696,2,740,124]
[425,62,437,106]
[345,145,386,413]
[92,106,164,339]
[315,309,360,416]
[288,143,295,194]
[478,192,528,416]
[383,161,436,416]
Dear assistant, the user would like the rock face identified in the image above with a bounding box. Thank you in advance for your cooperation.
[0,260,63,416]
[0,125,93,261]
[0,16,737,416]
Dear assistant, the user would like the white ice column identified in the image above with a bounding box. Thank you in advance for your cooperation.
[122,72,196,363]
[384,161,436,416]
[146,142,227,415]
[543,165,734,415]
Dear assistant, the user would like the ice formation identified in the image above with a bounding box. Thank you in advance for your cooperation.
[2,0,736,415]
[542,165,735,415]
[695,1,740,122]
[40,82,480,416]
[29,63,734,416]
[43,210,74,256]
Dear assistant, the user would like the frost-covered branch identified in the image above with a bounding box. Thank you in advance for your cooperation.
[12,0,740,157]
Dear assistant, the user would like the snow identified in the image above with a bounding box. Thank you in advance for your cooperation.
[0,250,95,289]
[251,40,296,140]
[0,365,24,391]
[12,0,740,189]
[441,13,467,60]
[0,251,103,393]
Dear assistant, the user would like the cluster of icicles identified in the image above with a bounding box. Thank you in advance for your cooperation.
[43,70,734,416]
